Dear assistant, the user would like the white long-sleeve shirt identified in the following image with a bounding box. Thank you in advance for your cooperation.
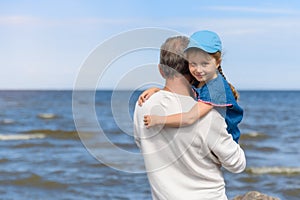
[134,90,246,200]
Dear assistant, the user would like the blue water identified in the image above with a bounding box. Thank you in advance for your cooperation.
[0,90,299,200]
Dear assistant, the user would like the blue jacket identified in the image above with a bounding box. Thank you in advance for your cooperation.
[192,73,243,143]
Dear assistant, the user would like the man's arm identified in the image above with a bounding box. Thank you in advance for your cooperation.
[133,103,142,148]
[207,110,246,173]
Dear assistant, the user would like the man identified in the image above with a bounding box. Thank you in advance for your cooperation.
[134,36,246,200]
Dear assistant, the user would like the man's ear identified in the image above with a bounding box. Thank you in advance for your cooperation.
[158,64,165,78]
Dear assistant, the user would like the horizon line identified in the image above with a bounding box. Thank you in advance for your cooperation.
[0,88,299,92]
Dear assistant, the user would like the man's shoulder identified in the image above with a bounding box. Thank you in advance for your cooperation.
[178,109,224,135]
[134,91,165,114]
[145,91,165,102]
[196,109,224,127]
[205,109,223,118]
[141,91,193,106]
[138,91,164,109]
[135,90,196,117]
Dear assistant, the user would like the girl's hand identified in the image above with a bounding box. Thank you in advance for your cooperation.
[143,115,163,128]
[138,87,160,106]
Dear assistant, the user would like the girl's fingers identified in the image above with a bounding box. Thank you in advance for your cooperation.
[143,116,147,124]
[138,92,152,106]
[144,115,150,127]
[138,96,145,106]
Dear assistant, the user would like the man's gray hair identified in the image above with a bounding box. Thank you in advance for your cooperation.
[159,36,189,78]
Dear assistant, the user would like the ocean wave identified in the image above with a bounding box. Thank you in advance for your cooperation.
[0,158,9,163]
[37,113,58,119]
[240,132,269,140]
[11,142,55,149]
[114,142,137,149]
[256,146,278,152]
[0,119,15,124]
[0,133,46,141]
[6,173,68,189]
[25,129,79,140]
[246,167,300,175]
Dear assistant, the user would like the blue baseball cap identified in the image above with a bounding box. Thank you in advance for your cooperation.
[185,30,222,53]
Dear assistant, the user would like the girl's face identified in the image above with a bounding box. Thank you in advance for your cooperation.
[187,50,219,86]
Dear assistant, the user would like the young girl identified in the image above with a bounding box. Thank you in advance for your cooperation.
[139,30,243,143]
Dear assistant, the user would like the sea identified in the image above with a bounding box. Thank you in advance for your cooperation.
[0,90,299,200]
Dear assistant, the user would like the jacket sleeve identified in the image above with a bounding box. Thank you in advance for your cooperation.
[207,110,246,173]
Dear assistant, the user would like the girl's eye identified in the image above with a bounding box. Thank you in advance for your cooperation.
[190,62,197,67]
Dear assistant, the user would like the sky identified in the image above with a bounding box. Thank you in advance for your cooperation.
[1,0,300,90]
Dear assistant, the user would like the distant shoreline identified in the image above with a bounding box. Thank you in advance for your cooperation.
[0,89,300,92]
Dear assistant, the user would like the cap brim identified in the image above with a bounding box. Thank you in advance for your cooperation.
[183,45,217,53]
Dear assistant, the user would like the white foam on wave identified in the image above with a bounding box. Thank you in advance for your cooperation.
[0,119,15,124]
[246,167,300,175]
[37,113,57,119]
[240,132,269,140]
[247,132,262,137]
[0,134,46,141]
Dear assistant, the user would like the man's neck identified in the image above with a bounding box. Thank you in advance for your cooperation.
[163,77,192,97]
